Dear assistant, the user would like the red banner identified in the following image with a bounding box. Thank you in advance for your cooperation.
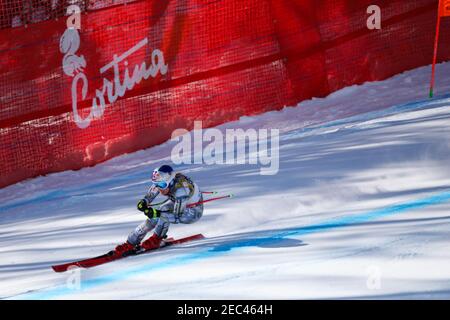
[0,0,449,188]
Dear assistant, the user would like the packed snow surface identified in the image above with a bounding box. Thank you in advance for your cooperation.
[1,63,450,299]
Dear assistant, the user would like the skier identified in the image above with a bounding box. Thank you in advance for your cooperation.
[114,165,203,255]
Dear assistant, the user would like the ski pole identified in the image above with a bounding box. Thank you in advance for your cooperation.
[187,194,233,208]
[148,194,234,217]
[153,194,233,213]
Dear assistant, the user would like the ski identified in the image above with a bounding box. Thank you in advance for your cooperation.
[51,234,204,273]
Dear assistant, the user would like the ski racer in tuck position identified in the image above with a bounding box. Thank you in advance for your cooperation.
[114,165,203,256]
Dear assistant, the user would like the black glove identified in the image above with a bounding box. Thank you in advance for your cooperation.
[137,199,149,212]
[144,207,161,219]
[137,199,161,218]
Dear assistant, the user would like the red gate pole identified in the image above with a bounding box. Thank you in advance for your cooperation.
[430,0,443,98]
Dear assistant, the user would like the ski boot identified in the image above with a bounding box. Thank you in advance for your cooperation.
[140,233,164,250]
[113,241,137,257]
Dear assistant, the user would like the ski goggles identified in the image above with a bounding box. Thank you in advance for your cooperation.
[153,180,169,189]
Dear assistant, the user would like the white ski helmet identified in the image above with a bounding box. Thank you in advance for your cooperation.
[151,165,174,189]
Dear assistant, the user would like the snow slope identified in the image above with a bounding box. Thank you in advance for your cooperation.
[1,63,450,299]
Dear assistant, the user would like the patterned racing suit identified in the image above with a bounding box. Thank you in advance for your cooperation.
[127,173,203,245]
